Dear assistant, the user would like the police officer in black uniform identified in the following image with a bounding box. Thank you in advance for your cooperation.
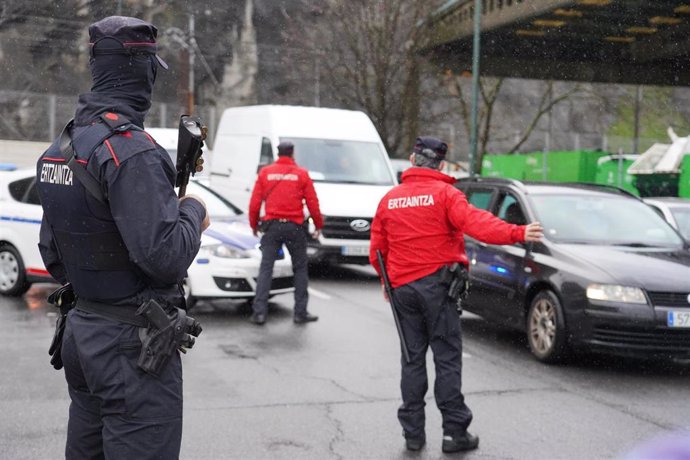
[36,16,209,459]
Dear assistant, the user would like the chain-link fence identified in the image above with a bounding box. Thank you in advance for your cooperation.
[0,90,218,146]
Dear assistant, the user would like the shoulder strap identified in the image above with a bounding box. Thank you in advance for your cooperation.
[57,113,134,204]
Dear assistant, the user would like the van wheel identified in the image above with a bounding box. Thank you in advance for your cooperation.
[527,290,569,363]
[0,244,31,296]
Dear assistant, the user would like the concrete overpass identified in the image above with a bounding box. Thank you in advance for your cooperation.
[422,0,690,86]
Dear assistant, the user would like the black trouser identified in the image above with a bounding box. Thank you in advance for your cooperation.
[253,220,309,317]
[61,308,183,460]
[392,270,473,439]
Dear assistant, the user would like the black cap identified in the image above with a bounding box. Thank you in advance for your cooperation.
[413,136,448,160]
[277,141,295,156]
[89,16,168,70]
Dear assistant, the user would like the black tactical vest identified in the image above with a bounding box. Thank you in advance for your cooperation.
[36,114,148,302]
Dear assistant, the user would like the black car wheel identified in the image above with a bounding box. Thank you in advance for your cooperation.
[0,244,31,296]
[527,290,569,363]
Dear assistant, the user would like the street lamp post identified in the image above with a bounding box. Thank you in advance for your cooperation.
[469,0,482,177]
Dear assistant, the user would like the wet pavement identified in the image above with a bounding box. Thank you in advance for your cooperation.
[1,264,689,459]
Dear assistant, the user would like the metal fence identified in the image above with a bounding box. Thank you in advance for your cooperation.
[0,90,218,145]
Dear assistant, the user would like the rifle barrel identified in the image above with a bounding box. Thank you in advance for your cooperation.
[376,250,411,363]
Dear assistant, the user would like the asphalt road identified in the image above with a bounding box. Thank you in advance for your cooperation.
[1,264,689,460]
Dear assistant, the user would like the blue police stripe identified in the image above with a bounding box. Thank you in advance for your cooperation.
[0,216,42,225]
[204,228,257,250]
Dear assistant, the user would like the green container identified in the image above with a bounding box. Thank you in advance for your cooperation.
[482,150,609,183]
[481,153,526,179]
[634,173,679,197]
[678,154,690,198]
[594,156,639,195]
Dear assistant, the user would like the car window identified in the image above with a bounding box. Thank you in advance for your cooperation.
[25,181,41,205]
[669,206,690,240]
[465,189,493,210]
[259,137,273,167]
[497,193,526,225]
[186,182,243,218]
[287,137,394,185]
[646,203,665,219]
[531,193,683,247]
[8,177,33,202]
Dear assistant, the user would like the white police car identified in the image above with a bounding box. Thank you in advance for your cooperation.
[182,179,295,307]
[0,165,53,295]
[0,166,295,305]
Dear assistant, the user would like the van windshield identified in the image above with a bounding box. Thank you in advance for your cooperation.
[285,137,394,185]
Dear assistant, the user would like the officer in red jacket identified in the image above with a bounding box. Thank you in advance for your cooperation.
[369,136,543,453]
[248,141,324,325]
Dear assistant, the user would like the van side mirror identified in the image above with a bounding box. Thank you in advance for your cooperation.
[397,171,403,183]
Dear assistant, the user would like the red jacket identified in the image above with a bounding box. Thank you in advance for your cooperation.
[249,156,323,231]
[369,167,526,288]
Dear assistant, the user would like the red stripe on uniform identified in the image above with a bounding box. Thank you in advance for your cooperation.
[142,131,156,146]
[104,139,120,167]
[118,131,133,138]
[44,157,87,164]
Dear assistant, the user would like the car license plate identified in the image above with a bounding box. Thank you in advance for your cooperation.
[667,311,690,328]
[341,245,369,256]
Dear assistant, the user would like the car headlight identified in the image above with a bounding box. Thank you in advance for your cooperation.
[202,244,250,259]
[586,284,647,304]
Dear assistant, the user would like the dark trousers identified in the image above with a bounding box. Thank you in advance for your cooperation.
[61,309,183,460]
[253,221,309,316]
[392,270,473,438]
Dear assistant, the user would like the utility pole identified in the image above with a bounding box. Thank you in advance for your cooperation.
[187,13,195,115]
[633,85,643,155]
[469,0,482,177]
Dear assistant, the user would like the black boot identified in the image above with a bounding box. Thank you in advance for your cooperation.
[294,312,318,324]
[442,431,479,453]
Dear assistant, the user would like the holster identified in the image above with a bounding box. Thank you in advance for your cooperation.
[136,299,202,376]
[439,263,470,313]
[47,284,76,370]
[257,220,272,233]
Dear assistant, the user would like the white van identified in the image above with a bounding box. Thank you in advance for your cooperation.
[210,105,397,264]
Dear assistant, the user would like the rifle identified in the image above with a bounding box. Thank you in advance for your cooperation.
[175,114,208,198]
[376,250,411,364]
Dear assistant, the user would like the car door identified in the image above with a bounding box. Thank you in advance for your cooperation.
[468,188,530,327]
[460,186,497,316]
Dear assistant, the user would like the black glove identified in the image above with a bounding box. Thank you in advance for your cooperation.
[47,284,76,370]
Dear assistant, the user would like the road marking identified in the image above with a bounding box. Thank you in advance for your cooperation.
[308,287,332,300]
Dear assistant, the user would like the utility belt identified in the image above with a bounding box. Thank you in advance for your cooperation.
[258,218,293,232]
[47,284,202,376]
[76,299,147,327]
[438,263,470,313]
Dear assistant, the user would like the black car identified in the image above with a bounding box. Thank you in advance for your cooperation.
[455,177,690,363]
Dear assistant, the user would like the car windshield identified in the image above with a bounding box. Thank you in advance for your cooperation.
[669,206,690,240]
[531,193,684,247]
[286,137,394,185]
[185,182,242,219]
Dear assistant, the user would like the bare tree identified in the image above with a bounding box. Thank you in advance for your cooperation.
[283,0,432,156]
[444,72,582,174]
